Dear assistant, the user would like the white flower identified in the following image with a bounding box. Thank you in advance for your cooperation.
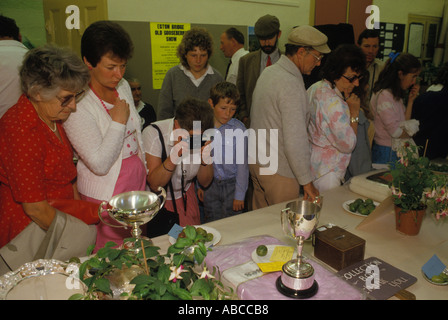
[169,265,188,283]
[198,267,215,280]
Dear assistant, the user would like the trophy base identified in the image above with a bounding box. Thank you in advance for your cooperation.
[276,277,318,299]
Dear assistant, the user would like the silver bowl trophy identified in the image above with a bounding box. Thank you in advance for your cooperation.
[277,196,323,299]
[98,187,166,252]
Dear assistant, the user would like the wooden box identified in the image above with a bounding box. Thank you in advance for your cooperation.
[313,226,365,271]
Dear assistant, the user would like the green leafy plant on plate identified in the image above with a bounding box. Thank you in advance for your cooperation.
[69,225,234,300]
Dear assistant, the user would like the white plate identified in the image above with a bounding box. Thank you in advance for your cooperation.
[168,225,221,247]
[251,245,295,264]
[342,199,380,217]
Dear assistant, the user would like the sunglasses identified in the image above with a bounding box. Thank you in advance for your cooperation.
[342,74,363,83]
[56,89,85,107]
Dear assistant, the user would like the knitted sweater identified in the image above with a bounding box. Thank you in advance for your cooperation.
[63,79,145,201]
[157,64,223,120]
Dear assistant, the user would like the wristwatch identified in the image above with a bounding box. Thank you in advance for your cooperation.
[350,116,359,124]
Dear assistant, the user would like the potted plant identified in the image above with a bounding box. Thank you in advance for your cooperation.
[389,143,433,235]
[69,225,234,300]
[424,173,448,221]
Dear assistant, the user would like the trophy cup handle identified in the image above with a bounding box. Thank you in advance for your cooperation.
[157,186,166,209]
[98,201,127,228]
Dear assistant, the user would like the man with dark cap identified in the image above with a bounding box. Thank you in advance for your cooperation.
[0,15,28,118]
[249,25,330,209]
[236,14,281,127]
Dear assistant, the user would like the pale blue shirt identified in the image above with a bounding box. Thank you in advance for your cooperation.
[211,118,249,201]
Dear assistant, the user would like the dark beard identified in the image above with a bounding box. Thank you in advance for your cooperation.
[261,46,276,54]
[260,37,278,55]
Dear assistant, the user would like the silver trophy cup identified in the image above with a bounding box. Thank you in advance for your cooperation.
[277,196,323,298]
[98,187,166,251]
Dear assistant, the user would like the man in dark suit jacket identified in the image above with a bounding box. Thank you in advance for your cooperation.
[236,15,282,127]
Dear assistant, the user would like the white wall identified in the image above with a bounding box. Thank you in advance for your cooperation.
[107,0,310,49]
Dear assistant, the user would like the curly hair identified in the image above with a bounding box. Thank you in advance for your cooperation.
[177,28,213,68]
[320,44,366,86]
[20,44,90,101]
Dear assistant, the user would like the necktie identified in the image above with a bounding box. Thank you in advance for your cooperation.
[225,60,232,79]
[266,55,272,67]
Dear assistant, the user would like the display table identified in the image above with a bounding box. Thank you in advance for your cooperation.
[151,183,448,300]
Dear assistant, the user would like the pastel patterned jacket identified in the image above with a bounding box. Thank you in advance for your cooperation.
[307,80,357,181]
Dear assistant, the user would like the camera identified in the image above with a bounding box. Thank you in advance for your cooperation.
[184,135,207,149]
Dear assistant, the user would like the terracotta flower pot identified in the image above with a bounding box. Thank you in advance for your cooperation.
[394,206,425,236]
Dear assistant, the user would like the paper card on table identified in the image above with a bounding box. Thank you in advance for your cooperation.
[168,224,184,239]
[422,254,446,278]
[257,261,284,273]
[270,246,294,262]
[356,196,394,230]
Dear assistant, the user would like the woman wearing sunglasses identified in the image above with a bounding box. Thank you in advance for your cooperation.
[307,44,366,192]
[63,21,147,251]
[0,45,96,273]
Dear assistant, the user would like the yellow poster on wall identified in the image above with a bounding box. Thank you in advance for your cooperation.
[150,22,191,90]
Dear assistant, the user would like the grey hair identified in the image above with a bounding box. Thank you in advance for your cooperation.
[20,44,90,101]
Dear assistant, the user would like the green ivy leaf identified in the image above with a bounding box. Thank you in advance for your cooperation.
[174,237,193,249]
[184,225,197,240]
[173,287,192,300]
[157,264,170,282]
[130,274,153,285]
[68,293,84,300]
[197,242,207,256]
[194,247,205,265]
[94,277,111,294]
[167,245,184,254]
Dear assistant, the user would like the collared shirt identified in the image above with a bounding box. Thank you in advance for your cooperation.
[366,58,385,101]
[226,47,249,84]
[260,48,281,74]
[0,40,28,118]
[211,118,249,201]
[180,64,215,87]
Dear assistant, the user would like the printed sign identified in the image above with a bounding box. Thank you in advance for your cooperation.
[336,257,417,300]
[150,22,191,89]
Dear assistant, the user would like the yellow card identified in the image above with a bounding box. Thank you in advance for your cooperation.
[270,246,294,262]
[257,261,285,273]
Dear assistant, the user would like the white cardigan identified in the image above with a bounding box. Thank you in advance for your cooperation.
[63,79,145,201]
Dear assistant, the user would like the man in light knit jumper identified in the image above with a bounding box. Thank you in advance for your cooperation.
[249,25,330,209]
[157,27,223,120]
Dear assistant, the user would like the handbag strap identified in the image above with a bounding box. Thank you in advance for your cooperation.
[151,124,178,215]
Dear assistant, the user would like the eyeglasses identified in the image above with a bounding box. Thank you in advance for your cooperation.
[56,89,85,107]
[342,74,364,83]
[306,49,324,62]
[309,52,323,62]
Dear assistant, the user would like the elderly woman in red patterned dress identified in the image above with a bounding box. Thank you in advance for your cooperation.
[0,45,97,275]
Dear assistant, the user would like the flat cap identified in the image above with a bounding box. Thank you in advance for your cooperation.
[254,14,280,39]
[287,25,331,54]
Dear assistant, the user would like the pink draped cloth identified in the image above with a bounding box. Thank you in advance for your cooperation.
[205,236,364,300]
[81,154,147,252]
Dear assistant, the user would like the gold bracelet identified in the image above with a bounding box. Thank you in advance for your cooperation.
[162,160,174,172]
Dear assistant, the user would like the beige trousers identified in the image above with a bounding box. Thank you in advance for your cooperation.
[249,164,301,210]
